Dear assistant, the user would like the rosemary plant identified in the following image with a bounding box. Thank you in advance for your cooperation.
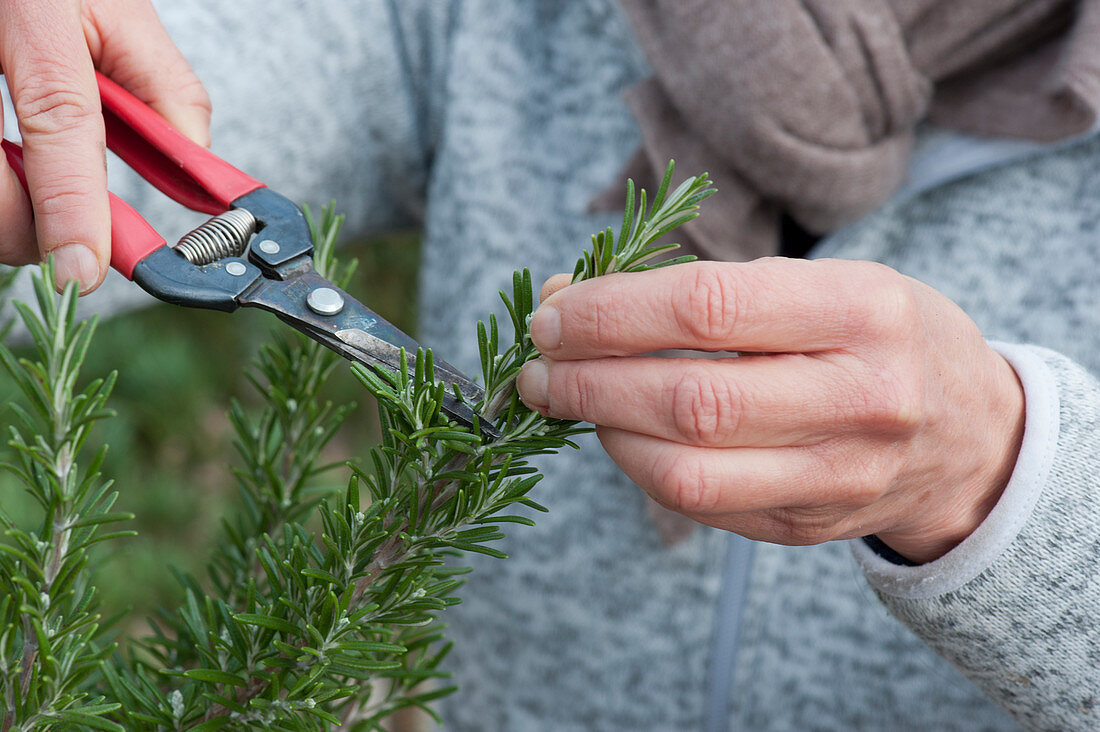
[0,265,132,730]
[0,161,713,730]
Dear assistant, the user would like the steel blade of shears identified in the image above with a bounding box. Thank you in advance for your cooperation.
[236,266,499,439]
[332,327,499,440]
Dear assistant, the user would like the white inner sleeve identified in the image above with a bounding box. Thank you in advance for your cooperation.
[852,342,1060,599]
[898,125,1100,201]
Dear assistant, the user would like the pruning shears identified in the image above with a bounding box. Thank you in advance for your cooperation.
[1,71,498,440]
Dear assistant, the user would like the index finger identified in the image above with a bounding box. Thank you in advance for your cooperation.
[530,258,910,359]
[0,0,109,293]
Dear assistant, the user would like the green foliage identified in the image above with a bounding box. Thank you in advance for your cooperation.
[0,267,16,353]
[574,160,714,280]
[0,161,712,729]
[0,267,14,338]
[0,263,132,730]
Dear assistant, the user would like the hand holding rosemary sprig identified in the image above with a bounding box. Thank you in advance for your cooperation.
[520,155,1023,565]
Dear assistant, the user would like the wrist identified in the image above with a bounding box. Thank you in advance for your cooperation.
[879,352,1026,564]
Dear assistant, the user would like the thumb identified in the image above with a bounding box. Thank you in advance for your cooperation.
[0,0,110,293]
[540,273,573,303]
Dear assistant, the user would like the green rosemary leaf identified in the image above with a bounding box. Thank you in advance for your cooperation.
[182,668,249,687]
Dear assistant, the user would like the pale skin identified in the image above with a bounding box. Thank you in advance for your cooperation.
[517,258,1026,563]
[0,0,210,293]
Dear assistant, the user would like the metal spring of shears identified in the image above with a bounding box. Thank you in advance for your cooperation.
[174,208,257,265]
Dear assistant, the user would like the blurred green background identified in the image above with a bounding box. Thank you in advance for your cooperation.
[0,233,420,637]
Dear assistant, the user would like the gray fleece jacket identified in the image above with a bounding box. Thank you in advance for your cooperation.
[8,1,1099,729]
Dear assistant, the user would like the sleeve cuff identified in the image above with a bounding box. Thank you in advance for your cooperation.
[851,341,1060,599]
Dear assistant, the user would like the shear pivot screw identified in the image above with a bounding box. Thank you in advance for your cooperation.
[257,239,280,255]
[225,262,247,276]
[307,287,344,316]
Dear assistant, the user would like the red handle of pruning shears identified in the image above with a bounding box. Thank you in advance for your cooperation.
[2,138,164,279]
[1,71,265,279]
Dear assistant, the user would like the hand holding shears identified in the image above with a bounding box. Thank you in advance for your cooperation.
[3,72,497,439]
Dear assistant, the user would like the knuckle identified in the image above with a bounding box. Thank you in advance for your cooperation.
[670,367,741,446]
[16,83,99,138]
[782,524,829,546]
[844,456,888,507]
[577,293,617,349]
[676,265,742,347]
[765,508,838,546]
[846,263,919,340]
[857,366,925,435]
[562,364,600,421]
[815,444,889,508]
[32,171,101,217]
[654,451,719,515]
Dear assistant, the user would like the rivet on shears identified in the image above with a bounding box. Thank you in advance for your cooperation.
[307,287,345,316]
[257,239,280,255]
[225,261,247,276]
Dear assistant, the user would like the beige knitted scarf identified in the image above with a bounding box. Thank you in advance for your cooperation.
[605,0,1100,545]
[607,0,1100,263]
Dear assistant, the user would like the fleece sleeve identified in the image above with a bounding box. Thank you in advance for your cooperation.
[852,343,1100,731]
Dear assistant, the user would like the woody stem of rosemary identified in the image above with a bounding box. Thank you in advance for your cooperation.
[348,454,496,608]
[19,407,78,714]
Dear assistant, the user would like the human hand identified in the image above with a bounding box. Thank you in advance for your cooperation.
[517,258,1026,563]
[0,0,210,293]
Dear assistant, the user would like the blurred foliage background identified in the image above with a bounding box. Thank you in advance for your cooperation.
[0,233,420,640]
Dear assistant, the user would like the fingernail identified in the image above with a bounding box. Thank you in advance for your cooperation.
[529,306,561,352]
[517,359,549,411]
[51,244,100,294]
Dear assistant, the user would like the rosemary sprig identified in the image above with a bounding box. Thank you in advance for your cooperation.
[575,160,714,280]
